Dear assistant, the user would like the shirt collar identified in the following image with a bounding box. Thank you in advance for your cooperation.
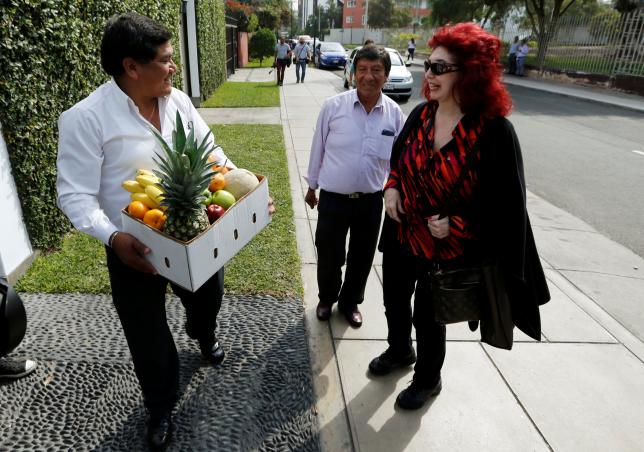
[351,89,384,112]
[108,78,170,109]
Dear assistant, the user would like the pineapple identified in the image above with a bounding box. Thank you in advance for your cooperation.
[151,111,215,242]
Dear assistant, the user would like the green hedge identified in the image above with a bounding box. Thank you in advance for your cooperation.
[0,0,182,250]
[196,0,227,102]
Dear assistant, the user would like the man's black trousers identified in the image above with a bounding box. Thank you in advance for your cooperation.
[105,247,224,416]
[315,190,383,308]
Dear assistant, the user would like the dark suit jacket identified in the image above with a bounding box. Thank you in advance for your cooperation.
[379,101,550,345]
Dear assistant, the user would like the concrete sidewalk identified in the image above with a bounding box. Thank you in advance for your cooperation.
[273,67,644,451]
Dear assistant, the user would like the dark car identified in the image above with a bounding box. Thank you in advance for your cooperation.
[315,41,347,69]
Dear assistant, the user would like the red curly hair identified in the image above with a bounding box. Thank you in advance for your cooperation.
[423,23,512,118]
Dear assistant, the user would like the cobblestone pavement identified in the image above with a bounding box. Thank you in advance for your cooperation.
[0,293,319,452]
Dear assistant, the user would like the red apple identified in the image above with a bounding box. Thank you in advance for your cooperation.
[206,204,225,223]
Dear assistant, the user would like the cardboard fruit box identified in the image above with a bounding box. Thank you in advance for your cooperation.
[121,174,270,292]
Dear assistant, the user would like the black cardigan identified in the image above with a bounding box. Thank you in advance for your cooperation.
[380,102,550,343]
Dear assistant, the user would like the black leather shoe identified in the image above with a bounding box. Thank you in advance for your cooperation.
[368,347,416,376]
[0,357,37,379]
[396,378,442,410]
[316,301,333,321]
[200,339,225,365]
[147,412,173,451]
[338,304,362,328]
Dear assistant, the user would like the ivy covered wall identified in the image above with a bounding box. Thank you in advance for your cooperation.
[196,0,227,102]
[0,0,182,249]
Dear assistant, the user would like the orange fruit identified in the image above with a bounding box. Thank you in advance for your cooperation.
[143,209,166,230]
[208,173,226,192]
[212,165,229,175]
[128,201,149,219]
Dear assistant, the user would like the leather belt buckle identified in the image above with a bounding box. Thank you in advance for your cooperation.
[348,192,361,199]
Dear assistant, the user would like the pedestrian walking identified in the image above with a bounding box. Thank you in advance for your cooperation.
[293,37,311,83]
[516,38,529,76]
[56,13,274,450]
[370,23,550,410]
[274,37,291,86]
[305,45,404,328]
[407,38,416,62]
[507,36,519,75]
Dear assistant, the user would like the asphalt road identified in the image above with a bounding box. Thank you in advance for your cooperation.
[327,64,644,258]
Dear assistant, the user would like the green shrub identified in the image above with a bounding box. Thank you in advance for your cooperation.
[0,0,181,250]
[196,0,227,102]
[249,28,276,67]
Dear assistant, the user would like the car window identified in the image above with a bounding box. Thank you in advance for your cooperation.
[388,51,404,66]
[321,43,344,52]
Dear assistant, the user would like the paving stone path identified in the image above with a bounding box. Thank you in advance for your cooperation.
[0,293,319,451]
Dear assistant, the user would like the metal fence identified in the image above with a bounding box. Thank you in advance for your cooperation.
[498,8,644,77]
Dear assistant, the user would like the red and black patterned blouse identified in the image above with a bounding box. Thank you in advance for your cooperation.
[385,102,483,261]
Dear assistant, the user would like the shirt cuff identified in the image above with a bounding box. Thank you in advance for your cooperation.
[97,223,119,247]
[303,175,318,190]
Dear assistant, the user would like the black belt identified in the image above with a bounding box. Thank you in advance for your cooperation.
[321,189,382,199]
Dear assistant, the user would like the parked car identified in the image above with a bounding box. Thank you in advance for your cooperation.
[343,46,413,101]
[314,41,347,69]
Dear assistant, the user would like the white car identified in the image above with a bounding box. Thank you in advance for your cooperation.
[343,46,413,101]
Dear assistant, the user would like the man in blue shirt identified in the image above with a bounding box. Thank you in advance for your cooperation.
[305,46,404,328]
[292,37,311,83]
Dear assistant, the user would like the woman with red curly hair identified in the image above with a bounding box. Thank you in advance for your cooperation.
[369,23,550,410]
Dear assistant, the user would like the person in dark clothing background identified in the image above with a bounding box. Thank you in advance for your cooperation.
[369,22,550,411]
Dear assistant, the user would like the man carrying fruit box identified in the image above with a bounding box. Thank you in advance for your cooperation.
[55,13,277,451]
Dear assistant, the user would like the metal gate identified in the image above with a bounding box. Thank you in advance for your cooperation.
[225,15,238,76]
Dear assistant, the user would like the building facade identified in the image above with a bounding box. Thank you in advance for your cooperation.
[342,0,429,29]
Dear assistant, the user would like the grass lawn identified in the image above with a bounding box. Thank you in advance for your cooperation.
[243,58,274,68]
[201,82,279,108]
[16,124,302,298]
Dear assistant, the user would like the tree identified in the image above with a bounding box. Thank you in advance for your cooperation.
[368,0,395,28]
[523,0,582,69]
[614,0,639,14]
[249,28,275,66]
[392,7,413,28]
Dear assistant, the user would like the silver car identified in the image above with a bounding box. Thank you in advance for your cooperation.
[343,46,413,101]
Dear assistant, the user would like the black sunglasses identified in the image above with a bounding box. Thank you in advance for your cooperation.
[424,60,460,75]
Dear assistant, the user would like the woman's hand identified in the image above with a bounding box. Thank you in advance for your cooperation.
[384,188,405,223]
[427,214,449,239]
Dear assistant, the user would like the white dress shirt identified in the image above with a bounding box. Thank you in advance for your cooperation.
[56,80,234,246]
[306,89,404,194]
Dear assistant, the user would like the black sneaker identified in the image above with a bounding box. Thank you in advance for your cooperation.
[0,357,37,379]
[368,347,416,376]
[396,378,442,410]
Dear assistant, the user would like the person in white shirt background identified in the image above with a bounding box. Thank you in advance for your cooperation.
[407,38,416,62]
[292,37,311,83]
[273,36,291,86]
[507,35,519,75]
[305,45,404,328]
[56,13,274,450]
[516,38,530,76]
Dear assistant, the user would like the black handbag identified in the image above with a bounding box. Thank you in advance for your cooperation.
[429,141,483,324]
[431,266,483,324]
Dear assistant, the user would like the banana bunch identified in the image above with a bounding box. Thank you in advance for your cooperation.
[122,169,165,209]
